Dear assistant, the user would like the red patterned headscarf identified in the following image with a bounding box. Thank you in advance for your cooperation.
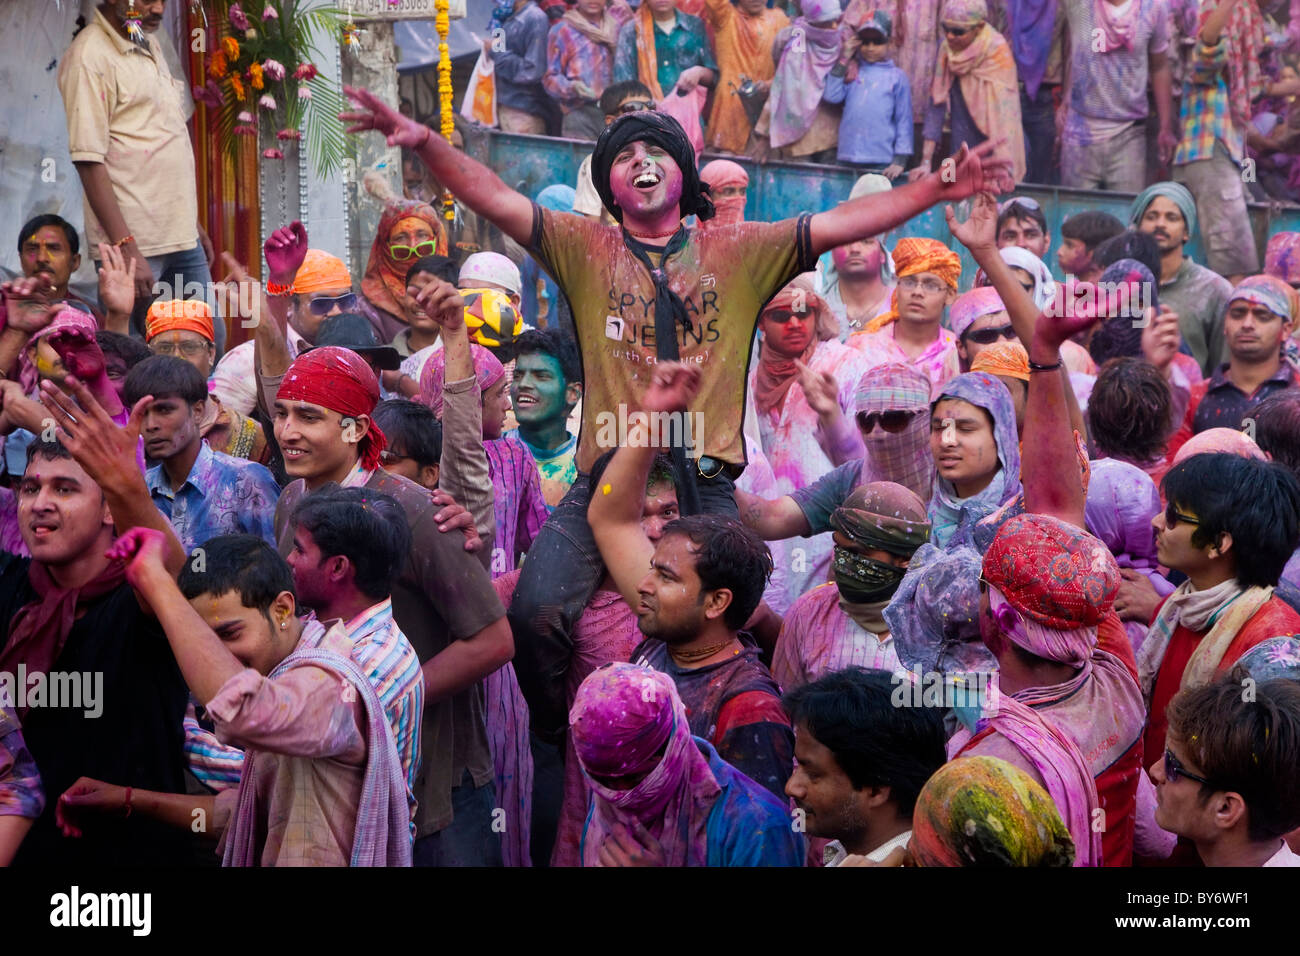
[982,513,1120,632]
[276,346,387,471]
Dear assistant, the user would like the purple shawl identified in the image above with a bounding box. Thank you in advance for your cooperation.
[222,647,412,867]
[768,19,843,148]
[1006,0,1058,98]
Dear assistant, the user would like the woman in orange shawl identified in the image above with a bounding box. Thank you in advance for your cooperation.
[702,0,788,154]
[360,200,449,340]
[915,0,1025,185]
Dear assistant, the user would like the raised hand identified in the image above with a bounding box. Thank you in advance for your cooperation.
[341,85,430,150]
[96,243,137,317]
[263,221,309,284]
[1037,281,1103,349]
[409,274,466,331]
[795,359,840,421]
[641,361,701,415]
[105,526,170,593]
[47,325,106,384]
[38,377,146,494]
[1,275,58,334]
[220,251,264,330]
[944,191,999,256]
[1141,304,1182,374]
[931,140,1016,202]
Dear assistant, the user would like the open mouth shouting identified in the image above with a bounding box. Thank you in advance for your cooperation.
[632,168,662,191]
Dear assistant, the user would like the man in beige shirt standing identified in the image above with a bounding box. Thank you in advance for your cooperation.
[57,1,221,353]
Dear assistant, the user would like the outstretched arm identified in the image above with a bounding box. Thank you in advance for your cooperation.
[809,140,1015,256]
[342,87,535,246]
[589,363,701,610]
[734,487,813,540]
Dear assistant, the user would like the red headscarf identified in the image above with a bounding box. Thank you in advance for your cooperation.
[360,201,449,321]
[276,346,387,471]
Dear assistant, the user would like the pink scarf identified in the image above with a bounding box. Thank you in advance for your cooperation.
[931,21,1026,182]
[573,663,722,867]
[1094,0,1141,52]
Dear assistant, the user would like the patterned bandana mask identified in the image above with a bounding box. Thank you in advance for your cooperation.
[833,546,907,604]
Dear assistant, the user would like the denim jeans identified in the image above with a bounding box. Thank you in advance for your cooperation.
[134,242,224,357]
[411,771,503,867]
[507,463,740,740]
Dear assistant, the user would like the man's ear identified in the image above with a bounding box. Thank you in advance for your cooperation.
[702,586,733,622]
[422,462,440,490]
[1210,790,1249,833]
[957,339,969,362]
[566,381,583,408]
[71,252,82,275]
[1209,531,1234,560]
[944,288,957,308]
[271,589,297,627]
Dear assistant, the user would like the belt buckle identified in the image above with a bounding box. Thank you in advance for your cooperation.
[697,456,725,479]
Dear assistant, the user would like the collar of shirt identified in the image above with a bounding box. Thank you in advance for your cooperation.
[1207,360,1296,393]
[146,439,215,500]
[92,6,160,61]
[344,598,396,640]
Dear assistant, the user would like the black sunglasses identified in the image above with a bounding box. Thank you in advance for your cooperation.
[617,100,655,115]
[964,324,1015,346]
[1164,503,1200,529]
[307,292,359,316]
[943,24,971,36]
[857,409,920,434]
[1164,748,1213,788]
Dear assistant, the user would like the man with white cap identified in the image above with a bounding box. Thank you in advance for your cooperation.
[459,252,526,311]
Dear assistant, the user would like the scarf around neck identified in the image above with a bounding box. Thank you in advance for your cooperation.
[0,558,127,717]
[754,338,816,418]
[1094,0,1141,52]
[1137,579,1274,698]
[562,7,621,48]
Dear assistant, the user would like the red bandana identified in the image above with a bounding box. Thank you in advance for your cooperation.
[277,346,387,471]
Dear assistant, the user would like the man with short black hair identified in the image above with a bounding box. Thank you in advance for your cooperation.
[371,398,443,490]
[783,667,946,866]
[589,362,794,800]
[125,355,279,553]
[1154,668,1300,866]
[996,197,1049,260]
[1057,211,1125,283]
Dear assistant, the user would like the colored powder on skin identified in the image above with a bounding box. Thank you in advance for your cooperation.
[941,417,957,445]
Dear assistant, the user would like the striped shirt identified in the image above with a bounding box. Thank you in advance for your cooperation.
[544,19,618,113]
[1173,37,1244,166]
[184,608,424,824]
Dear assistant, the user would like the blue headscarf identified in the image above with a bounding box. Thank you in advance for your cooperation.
[1089,258,1157,366]
[928,372,1022,550]
[1128,182,1197,239]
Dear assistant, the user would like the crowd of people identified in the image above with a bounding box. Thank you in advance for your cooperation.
[1,0,1300,869]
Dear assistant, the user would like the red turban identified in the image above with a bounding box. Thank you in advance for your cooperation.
[276,346,387,471]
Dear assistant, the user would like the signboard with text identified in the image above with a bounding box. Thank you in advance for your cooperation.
[352,0,466,20]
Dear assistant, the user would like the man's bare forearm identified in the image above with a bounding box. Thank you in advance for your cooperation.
[420,617,513,703]
[74,163,132,244]
[414,134,534,246]
[734,487,813,540]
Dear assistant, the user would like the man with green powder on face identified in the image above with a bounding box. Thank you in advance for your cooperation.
[508,328,583,510]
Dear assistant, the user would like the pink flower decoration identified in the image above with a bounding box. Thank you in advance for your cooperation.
[229,3,250,31]
[294,63,319,81]
[262,59,286,81]
[276,129,302,141]
[262,5,279,19]
[298,86,312,100]
[259,94,277,110]
[192,79,224,110]
[263,148,285,160]
[237,110,255,123]
[233,124,258,136]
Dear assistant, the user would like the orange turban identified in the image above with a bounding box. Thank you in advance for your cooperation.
[971,341,1030,382]
[145,299,214,343]
[293,249,352,294]
[859,238,962,334]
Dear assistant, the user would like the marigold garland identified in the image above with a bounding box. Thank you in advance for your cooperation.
[435,0,455,223]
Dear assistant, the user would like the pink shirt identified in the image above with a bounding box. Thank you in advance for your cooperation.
[772,582,903,692]
[847,324,961,399]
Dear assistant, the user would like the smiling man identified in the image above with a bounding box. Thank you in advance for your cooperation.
[125,355,279,553]
[341,81,1011,754]
[509,328,583,509]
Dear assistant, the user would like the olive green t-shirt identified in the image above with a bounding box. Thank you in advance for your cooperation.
[527,206,815,470]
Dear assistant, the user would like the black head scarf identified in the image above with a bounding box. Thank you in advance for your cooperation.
[591,111,715,224]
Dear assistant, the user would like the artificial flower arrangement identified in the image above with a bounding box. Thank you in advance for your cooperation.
[194,1,347,174]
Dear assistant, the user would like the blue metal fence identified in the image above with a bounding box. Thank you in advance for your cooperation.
[468,128,1300,284]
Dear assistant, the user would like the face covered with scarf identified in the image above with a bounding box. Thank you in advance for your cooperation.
[829,481,930,611]
[929,372,1022,548]
[361,201,449,323]
[910,755,1076,867]
[570,662,722,867]
[853,363,935,502]
[698,160,748,227]
[591,111,715,228]
[274,346,388,482]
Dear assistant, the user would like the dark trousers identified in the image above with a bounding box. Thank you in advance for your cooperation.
[1021,84,1058,186]
[507,464,740,740]
[411,771,503,867]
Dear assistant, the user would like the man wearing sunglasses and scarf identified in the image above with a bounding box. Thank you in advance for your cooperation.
[1139,453,1300,777]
